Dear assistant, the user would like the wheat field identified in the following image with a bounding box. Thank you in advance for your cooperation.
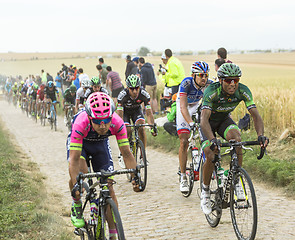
[1,52,294,133]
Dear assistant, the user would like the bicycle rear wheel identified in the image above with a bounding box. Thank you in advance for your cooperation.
[135,139,147,191]
[230,167,257,240]
[199,160,222,227]
[99,198,125,240]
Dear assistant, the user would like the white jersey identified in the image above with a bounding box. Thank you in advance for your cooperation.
[76,87,85,100]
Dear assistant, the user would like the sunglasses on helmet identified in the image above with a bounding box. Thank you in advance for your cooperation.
[195,73,209,78]
[91,117,112,125]
[222,77,240,84]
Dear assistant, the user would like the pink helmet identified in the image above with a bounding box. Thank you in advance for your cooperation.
[85,92,115,119]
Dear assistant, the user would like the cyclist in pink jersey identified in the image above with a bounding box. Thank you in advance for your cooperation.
[68,92,140,230]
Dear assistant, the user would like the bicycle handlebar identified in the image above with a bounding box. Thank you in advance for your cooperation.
[219,140,266,160]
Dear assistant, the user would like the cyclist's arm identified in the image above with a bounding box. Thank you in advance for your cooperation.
[119,145,136,169]
[75,98,80,113]
[69,149,82,186]
[145,108,154,126]
[179,94,193,125]
[200,108,215,141]
[248,107,264,137]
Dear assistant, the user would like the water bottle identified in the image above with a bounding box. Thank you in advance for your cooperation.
[192,147,199,181]
[217,167,225,188]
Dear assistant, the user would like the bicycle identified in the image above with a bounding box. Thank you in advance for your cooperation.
[47,101,60,131]
[179,123,205,198]
[125,124,154,191]
[199,139,266,240]
[65,104,75,131]
[39,101,46,126]
[74,164,141,240]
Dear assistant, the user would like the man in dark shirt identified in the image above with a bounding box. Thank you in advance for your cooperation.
[138,57,158,114]
[125,55,138,79]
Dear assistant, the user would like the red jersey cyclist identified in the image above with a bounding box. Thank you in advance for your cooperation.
[67,92,140,232]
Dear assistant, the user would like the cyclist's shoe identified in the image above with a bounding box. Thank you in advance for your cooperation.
[71,202,85,228]
[235,179,246,201]
[201,188,212,215]
[180,179,189,193]
[118,153,125,168]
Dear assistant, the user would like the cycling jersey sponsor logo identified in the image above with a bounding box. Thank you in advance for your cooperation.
[242,92,251,101]
[75,130,84,136]
[216,105,237,112]
[141,89,150,99]
[136,99,142,103]
[208,92,217,100]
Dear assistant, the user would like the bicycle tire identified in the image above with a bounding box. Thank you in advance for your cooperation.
[199,160,222,227]
[98,198,125,240]
[136,139,147,191]
[50,109,53,130]
[126,139,136,182]
[230,167,257,240]
[181,148,194,197]
[54,112,57,131]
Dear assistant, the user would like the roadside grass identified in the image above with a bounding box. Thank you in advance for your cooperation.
[0,123,72,240]
[146,127,295,197]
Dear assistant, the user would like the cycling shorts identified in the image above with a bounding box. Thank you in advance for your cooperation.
[123,108,145,125]
[65,98,75,105]
[66,137,114,172]
[176,102,199,135]
[199,116,240,150]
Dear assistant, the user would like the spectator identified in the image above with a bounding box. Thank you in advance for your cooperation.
[98,57,107,69]
[106,66,124,105]
[96,65,109,91]
[214,58,226,82]
[217,47,232,63]
[55,71,63,94]
[60,63,68,89]
[125,55,138,79]
[41,69,47,84]
[158,49,185,96]
[163,93,177,136]
[138,57,158,114]
[132,57,140,75]
[46,72,53,83]
[77,68,89,89]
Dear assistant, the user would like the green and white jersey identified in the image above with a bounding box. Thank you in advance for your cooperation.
[201,82,256,121]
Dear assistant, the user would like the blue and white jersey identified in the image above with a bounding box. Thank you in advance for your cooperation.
[177,77,213,105]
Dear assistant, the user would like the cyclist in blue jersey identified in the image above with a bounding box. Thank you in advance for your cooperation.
[177,61,213,193]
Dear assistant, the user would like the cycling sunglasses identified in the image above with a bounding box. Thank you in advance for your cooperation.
[222,78,240,84]
[91,117,112,125]
[195,73,209,78]
[129,87,139,91]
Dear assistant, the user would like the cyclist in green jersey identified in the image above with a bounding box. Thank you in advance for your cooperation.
[199,63,269,214]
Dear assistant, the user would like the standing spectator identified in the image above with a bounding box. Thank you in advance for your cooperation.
[60,63,68,90]
[125,55,138,79]
[47,72,53,83]
[55,71,63,94]
[77,68,89,89]
[163,93,177,136]
[132,57,140,75]
[41,69,47,84]
[98,57,107,69]
[36,75,42,86]
[96,65,109,91]
[106,66,124,105]
[214,58,226,82]
[138,57,158,114]
[158,49,185,96]
[217,47,232,63]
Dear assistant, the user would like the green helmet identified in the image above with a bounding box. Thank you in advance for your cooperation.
[33,84,39,90]
[217,63,242,78]
[90,76,101,86]
[69,85,77,93]
[126,74,141,88]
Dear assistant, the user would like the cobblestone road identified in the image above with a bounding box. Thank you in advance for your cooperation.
[0,100,295,240]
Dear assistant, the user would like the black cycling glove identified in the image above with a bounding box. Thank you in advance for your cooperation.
[210,138,219,151]
[258,135,269,146]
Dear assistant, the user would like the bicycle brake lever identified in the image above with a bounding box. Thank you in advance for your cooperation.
[242,146,254,151]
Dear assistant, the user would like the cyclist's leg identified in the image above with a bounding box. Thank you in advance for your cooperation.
[219,117,242,165]
[132,108,146,147]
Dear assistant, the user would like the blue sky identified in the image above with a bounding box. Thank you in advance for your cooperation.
[0,0,294,52]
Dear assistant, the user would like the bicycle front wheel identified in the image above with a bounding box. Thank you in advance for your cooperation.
[181,148,195,198]
[136,139,147,191]
[199,160,222,227]
[230,167,257,240]
[99,198,125,240]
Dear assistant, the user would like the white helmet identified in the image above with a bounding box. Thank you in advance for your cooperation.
[81,77,91,88]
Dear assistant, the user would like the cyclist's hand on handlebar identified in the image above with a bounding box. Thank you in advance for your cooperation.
[209,138,220,153]
[258,135,269,148]
[71,183,81,199]
[150,124,158,137]
[189,122,196,132]
[131,177,141,192]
